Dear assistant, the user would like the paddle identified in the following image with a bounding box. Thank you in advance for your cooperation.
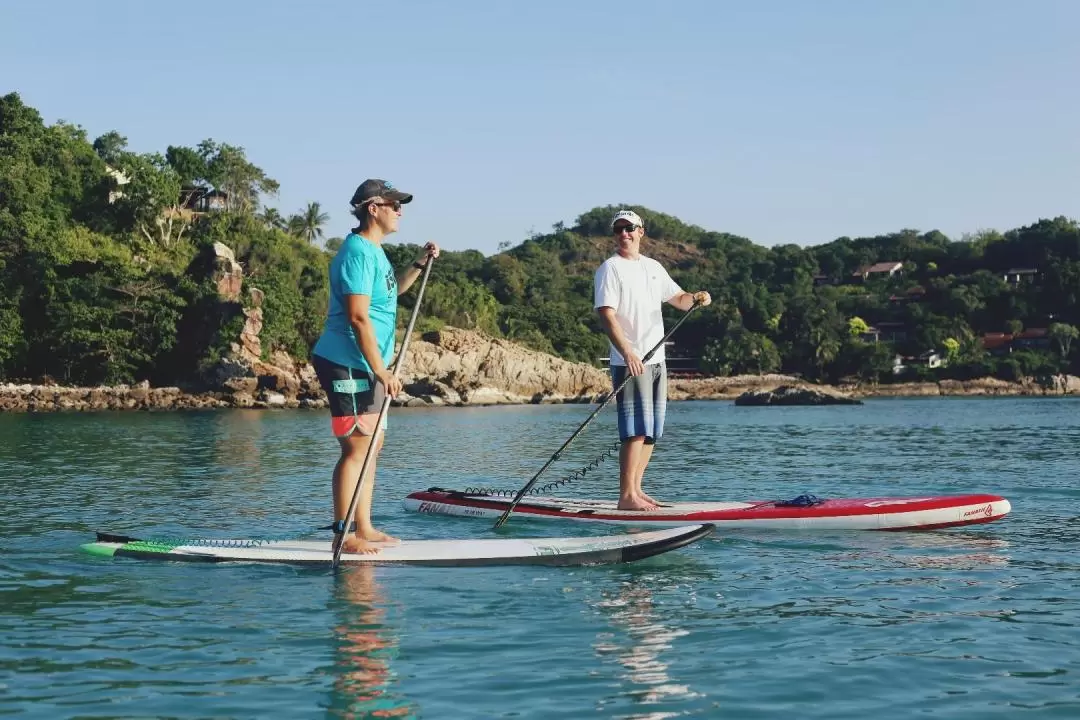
[332,257,435,568]
[491,301,702,530]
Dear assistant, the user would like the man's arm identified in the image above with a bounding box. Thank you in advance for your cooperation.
[597,306,645,377]
[396,242,441,295]
[345,294,402,397]
[667,291,712,311]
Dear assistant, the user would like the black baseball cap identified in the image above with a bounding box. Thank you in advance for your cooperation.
[349,179,413,206]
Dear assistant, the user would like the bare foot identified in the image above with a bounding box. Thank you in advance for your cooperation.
[335,534,381,555]
[357,529,400,544]
[617,496,660,511]
[635,492,661,509]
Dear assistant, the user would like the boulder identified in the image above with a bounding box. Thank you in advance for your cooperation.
[212,242,243,302]
[400,327,610,405]
[734,384,863,406]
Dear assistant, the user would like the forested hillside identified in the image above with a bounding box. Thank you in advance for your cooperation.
[2,92,1077,388]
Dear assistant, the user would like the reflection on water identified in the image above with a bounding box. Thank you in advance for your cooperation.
[826,529,1014,572]
[329,567,416,719]
[210,410,266,479]
[4,398,1080,719]
[593,581,699,718]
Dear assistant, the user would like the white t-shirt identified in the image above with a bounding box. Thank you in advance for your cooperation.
[594,254,684,366]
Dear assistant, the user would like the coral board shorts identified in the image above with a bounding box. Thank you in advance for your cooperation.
[312,354,388,437]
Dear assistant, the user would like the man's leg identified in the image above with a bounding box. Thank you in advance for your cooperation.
[333,422,397,554]
[614,364,661,510]
[333,432,378,554]
[618,437,650,510]
[634,441,658,505]
[637,363,666,506]
[318,357,398,554]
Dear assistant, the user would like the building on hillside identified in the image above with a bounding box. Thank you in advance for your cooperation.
[599,342,701,376]
[1012,328,1050,350]
[888,286,926,305]
[875,322,908,343]
[980,328,1051,355]
[852,261,903,282]
[859,326,881,343]
[1003,268,1039,285]
[180,187,229,213]
[858,323,909,343]
[892,350,942,375]
[981,333,1013,356]
[162,187,231,222]
[104,165,130,204]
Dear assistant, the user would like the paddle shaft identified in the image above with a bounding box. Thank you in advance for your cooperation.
[491,303,701,530]
[332,257,435,567]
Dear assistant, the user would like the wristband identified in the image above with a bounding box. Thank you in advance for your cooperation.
[412,261,427,270]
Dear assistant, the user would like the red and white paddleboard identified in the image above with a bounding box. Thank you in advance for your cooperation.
[403,488,1012,531]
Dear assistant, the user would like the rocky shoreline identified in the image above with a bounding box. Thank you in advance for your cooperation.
[2,371,1077,414]
[10,239,1074,413]
[3,323,1078,413]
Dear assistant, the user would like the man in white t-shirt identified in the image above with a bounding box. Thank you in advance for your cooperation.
[594,209,712,510]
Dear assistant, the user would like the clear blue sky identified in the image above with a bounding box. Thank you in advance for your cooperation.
[4,0,1078,255]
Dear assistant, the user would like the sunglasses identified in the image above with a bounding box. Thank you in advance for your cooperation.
[613,224,639,235]
[370,200,402,212]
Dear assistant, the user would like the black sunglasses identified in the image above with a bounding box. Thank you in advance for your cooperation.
[371,200,402,211]
[613,224,639,235]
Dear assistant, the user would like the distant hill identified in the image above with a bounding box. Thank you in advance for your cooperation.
[2,90,1077,390]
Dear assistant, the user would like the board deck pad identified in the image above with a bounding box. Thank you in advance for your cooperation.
[81,524,715,567]
[403,488,1012,531]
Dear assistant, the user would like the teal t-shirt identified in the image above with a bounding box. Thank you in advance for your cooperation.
[313,233,398,372]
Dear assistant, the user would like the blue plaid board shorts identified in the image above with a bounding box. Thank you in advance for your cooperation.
[610,361,668,444]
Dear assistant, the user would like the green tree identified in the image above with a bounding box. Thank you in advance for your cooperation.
[258,207,287,231]
[92,131,128,165]
[288,202,330,244]
[195,139,279,213]
[701,328,781,375]
[166,145,209,188]
[848,316,870,338]
[1048,323,1078,359]
[943,337,961,365]
[418,278,501,336]
[111,151,185,247]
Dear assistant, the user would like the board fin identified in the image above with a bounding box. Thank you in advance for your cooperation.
[96,531,140,543]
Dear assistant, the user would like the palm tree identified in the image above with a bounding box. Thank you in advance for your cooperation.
[290,202,330,244]
[257,207,286,230]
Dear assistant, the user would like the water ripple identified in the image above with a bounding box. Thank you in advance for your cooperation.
[2,397,1080,718]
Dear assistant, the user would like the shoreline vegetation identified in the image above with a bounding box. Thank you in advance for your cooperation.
[3,93,1079,407]
[3,376,1078,414]
[3,328,1077,413]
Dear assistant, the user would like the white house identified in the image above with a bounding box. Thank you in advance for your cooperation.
[104,165,130,204]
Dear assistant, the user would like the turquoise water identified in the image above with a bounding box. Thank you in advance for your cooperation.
[2,397,1079,718]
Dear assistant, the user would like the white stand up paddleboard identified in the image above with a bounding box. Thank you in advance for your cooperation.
[403,488,1012,531]
[81,524,714,567]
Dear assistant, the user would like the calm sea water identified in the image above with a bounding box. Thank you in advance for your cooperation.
[2,397,1079,719]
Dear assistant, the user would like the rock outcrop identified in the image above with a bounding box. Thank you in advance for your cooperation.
[852,375,1080,397]
[667,374,804,401]
[211,242,243,302]
[5,367,1080,413]
[399,327,610,406]
[734,384,864,406]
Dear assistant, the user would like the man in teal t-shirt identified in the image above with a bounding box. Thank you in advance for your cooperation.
[310,178,439,556]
